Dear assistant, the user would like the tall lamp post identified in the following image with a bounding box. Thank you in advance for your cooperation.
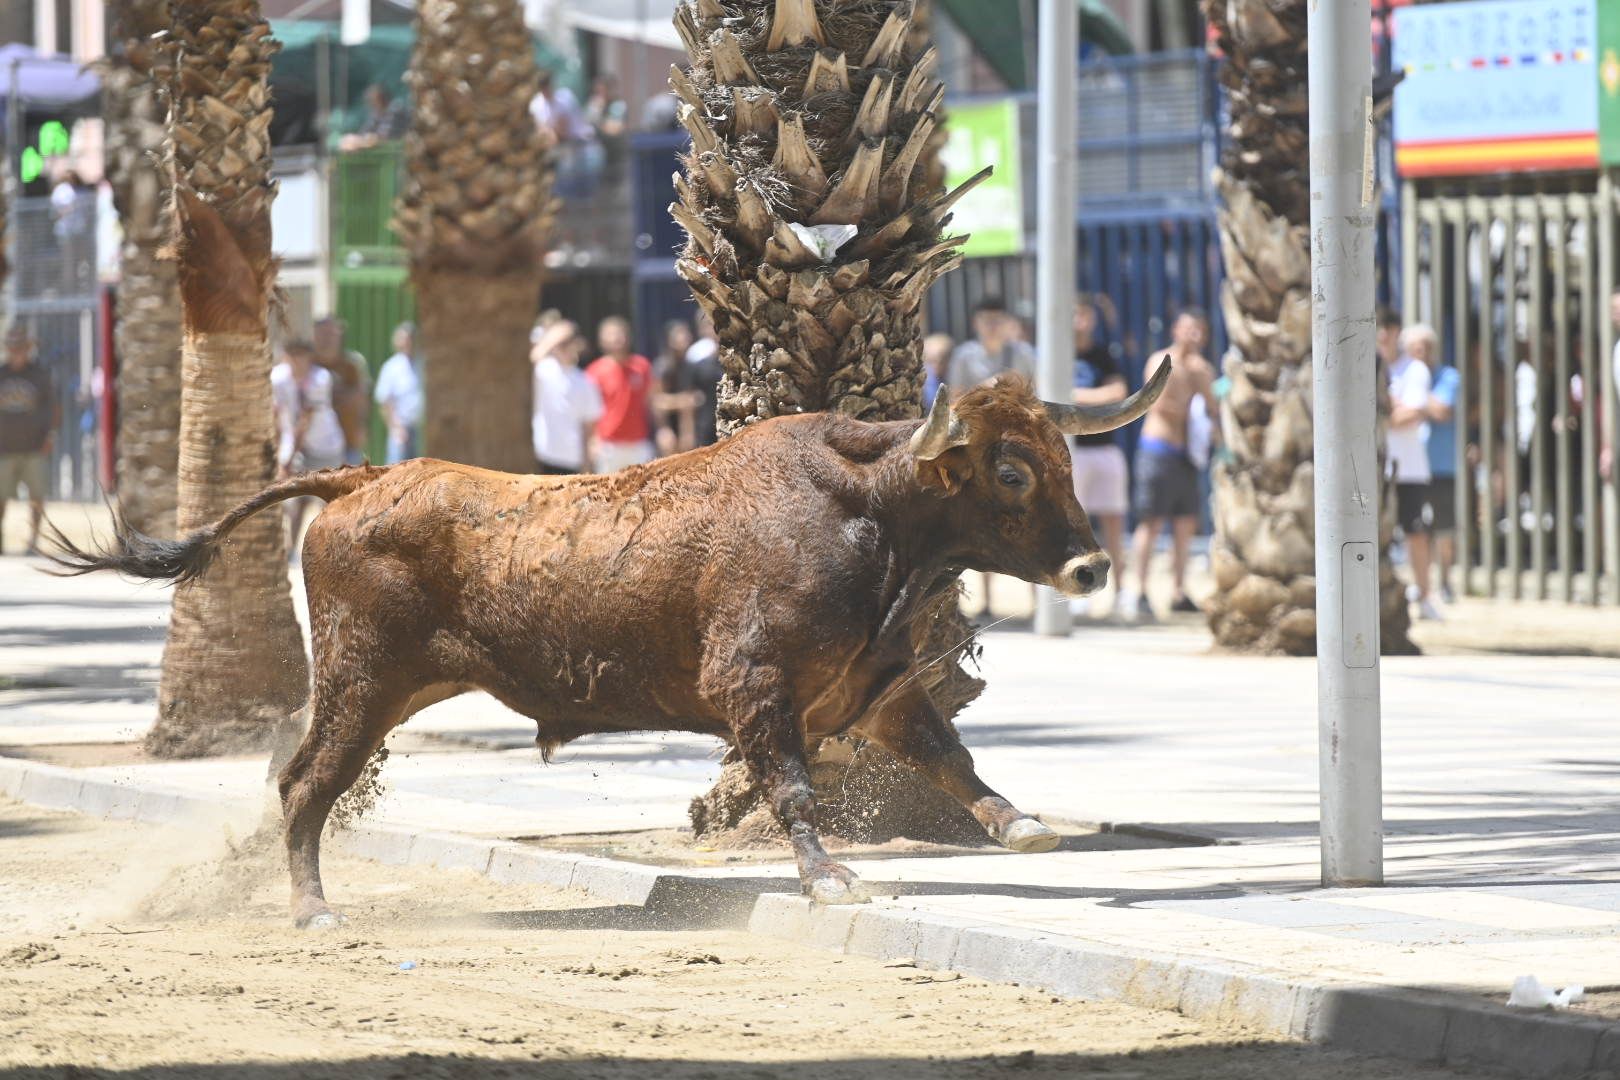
[1309,0,1384,886]
[1033,0,1078,638]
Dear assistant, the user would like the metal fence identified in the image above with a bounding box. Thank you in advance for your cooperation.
[5,190,103,503]
[1404,175,1620,606]
[1071,48,1218,212]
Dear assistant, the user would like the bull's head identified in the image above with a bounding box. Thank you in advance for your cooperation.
[910,359,1172,597]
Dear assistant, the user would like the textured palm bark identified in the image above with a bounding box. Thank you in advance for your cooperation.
[417,271,543,473]
[672,0,987,844]
[145,0,310,758]
[1200,0,1415,656]
[395,0,554,471]
[105,0,181,539]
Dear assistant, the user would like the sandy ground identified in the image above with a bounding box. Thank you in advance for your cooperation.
[0,799,1514,1080]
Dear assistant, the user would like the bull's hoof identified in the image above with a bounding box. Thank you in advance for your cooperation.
[298,909,350,931]
[1000,817,1060,854]
[807,871,871,906]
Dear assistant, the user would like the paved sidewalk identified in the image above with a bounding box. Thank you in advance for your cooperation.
[4,554,1620,1071]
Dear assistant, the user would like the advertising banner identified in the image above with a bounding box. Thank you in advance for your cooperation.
[1393,0,1599,177]
[940,99,1024,258]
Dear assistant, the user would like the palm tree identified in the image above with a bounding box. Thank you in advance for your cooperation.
[674,0,991,844]
[144,0,310,757]
[394,0,554,472]
[105,0,181,540]
[1200,0,1414,655]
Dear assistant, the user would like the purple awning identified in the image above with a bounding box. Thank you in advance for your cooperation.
[0,43,100,116]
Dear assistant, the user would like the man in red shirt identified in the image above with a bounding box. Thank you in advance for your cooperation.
[584,316,658,471]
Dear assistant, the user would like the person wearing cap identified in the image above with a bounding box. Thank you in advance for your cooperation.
[0,326,60,555]
[531,319,603,474]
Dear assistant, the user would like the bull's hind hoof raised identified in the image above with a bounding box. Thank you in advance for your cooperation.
[807,872,871,906]
[1000,817,1060,854]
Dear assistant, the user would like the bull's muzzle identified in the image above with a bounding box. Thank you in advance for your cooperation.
[1052,551,1111,597]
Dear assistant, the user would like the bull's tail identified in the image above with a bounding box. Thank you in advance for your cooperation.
[45,464,392,586]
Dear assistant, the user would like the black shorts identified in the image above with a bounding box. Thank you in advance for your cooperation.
[536,459,578,475]
[1396,482,1432,536]
[1426,475,1456,532]
[1133,446,1200,520]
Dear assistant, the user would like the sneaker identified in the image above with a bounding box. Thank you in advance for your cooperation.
[1439,582,1456,605]
[1169,594,1200,614]
[1133,594,1157,622]
[1417,598,1445,621]
[1068,597,1092,618]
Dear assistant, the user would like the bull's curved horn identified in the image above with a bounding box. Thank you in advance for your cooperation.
[909,386,970,461]
[1044,355,1173,436]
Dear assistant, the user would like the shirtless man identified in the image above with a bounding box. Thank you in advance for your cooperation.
[313,316,371,466]
[1128,308,1218,619]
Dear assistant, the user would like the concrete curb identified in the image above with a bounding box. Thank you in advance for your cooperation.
[744,894,1620,1078]
[4,754,1612,1077]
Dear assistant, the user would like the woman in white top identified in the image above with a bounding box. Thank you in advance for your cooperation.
[531,320,603,473]
[271,339,347,559]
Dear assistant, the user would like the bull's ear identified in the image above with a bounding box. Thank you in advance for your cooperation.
[911,389,972,495]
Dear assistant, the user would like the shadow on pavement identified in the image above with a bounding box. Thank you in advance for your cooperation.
[0,1043,1497,1080]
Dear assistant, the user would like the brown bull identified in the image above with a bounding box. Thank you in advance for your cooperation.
[54,366,1167,926]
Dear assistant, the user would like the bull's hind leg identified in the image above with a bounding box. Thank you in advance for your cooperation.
[856,685,1059,854]
[278,672,415,928]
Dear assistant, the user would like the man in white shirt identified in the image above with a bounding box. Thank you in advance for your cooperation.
[531,320,603,474]
[1387,315,1439,620]
[271,339,347,559]
[373,322,422,464]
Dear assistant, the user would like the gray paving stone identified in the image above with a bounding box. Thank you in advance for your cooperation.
[0,759,26,799]
[18,767,83,811]
[406,832,496,874]
[567,856,659,906]
[486,843,578,890]
[74,779,141,820]
[1308,986,1449,1063]
[1441,1000,1605,1077]
[334,825,416,866]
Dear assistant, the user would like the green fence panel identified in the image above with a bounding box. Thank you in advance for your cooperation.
[334,265,414,464]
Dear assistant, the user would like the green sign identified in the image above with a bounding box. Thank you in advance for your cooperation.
[1602,0,1620,165]
[940,100,1023,258]
[19,120,70,185]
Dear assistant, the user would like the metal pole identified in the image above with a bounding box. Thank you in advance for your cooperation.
[1034,0,1077,638]
[4,59,22,323]
[1309,0,1383,887]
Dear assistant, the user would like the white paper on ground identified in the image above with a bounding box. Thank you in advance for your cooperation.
[1507,975,1586,1009]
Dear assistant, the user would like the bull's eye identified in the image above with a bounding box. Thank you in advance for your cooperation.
[996,463,1026,488]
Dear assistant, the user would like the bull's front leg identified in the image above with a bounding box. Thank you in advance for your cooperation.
[734,692,871,905]
[856,685,1060,854]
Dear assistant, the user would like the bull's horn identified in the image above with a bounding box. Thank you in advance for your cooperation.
[909,386,970,460]
[1043,355,1173,436]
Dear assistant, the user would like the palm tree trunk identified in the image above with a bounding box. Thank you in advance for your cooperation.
[145,0,310,758]
[418,270,541,471]
[1200,0,1415,656]
[105,0,181,540]
[673,0,988,845]
[395,0,554,472]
